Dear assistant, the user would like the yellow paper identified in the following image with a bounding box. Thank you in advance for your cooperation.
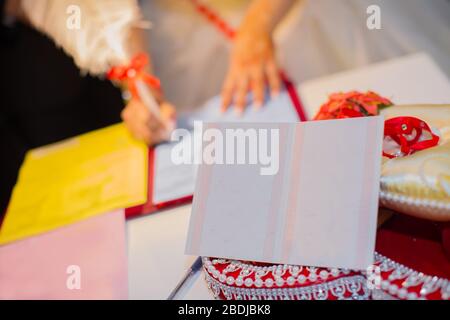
[0,124,148,244]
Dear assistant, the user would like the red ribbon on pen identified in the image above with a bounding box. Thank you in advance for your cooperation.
[107,53,161,100]
[383,116,440,159]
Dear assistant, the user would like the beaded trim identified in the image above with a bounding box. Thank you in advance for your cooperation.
[373,252,450,300]
[203,258,356,287]
[202,257,368,300]
[379,190,450,218]
[204,271,369,300]
[202,253,450,300]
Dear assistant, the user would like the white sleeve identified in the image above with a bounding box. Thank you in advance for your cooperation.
[21,0,145,75]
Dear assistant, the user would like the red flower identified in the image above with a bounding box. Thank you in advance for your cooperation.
[314,91,393,120]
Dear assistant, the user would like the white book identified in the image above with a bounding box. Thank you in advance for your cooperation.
[186,117,384,270]
[152,91,300,205]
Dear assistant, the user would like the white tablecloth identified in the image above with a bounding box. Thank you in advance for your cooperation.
[126,205,212,300]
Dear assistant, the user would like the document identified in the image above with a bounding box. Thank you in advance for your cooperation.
[0,211,128,300]
[0,124,147,244]
[153,90,300,204]
[186,116,384,270]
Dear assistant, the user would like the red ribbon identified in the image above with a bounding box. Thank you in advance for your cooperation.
[383,116,440,159]
[107,53,161,100]
[190,0,236,40]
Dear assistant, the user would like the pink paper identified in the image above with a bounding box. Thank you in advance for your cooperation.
[0,211,128,300]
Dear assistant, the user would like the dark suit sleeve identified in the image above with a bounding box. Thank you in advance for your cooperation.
[0,0,19,44]
[0,1,124,214]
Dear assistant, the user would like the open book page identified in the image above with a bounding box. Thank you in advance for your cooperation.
[153,91,300,204]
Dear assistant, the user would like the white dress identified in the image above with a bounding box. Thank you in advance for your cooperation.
[140,0,450,111]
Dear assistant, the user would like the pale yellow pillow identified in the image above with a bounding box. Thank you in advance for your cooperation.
[380,105,450,221]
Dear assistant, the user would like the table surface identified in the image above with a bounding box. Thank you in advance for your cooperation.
[127,204,212,300]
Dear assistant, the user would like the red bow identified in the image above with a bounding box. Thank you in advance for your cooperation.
[383,116,440,159]
[107,53,161,100]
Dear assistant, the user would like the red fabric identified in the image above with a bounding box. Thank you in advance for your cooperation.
[376,214,450,278]
[442,225,450,259]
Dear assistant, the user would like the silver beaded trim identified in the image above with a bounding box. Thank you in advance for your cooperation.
[204,271,369,300]
[202,253,450,300]
[203,257,367,300]
[202,257,351,287]
[374,252,450,300]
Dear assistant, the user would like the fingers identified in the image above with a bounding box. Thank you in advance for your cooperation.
[160,101,177,135]
[160,102,177,123]
[121,99,171,146]
[221,29,281,113]
[265,59,281,97]
[221,73,234,112]
[122,101,152,144]
[221,60,280,113]
[220,67,253,115]
[250,64,265,109]
[235,76,249,114]
[134,121,154,145]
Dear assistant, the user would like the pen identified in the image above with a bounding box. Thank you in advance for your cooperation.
[167,257,203,300]
[135,79,164,122]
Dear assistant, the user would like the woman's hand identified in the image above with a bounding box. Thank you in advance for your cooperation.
[121,97,176,146]
[221,0,297,114]
[222,0,296,113]
[221,24,281,114]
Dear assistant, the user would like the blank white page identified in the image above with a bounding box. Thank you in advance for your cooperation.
[186,117,384,270]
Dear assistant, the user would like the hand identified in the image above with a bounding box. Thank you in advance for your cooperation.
[121,98,176,146]
[221,24,281,114]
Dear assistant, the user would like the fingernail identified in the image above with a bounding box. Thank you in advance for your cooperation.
[253,101,263,110]
[271,90,280,98]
